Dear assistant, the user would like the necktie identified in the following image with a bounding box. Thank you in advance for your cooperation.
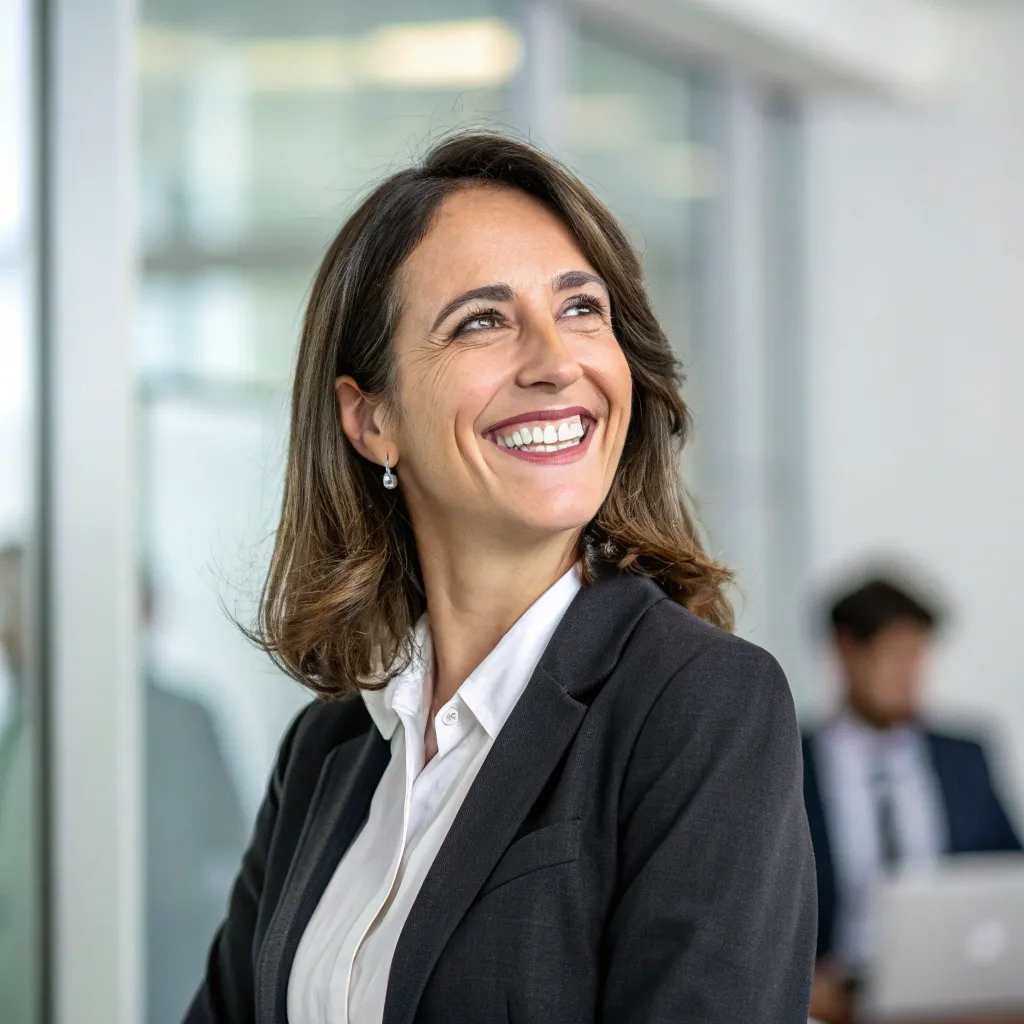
[871,752,901,869]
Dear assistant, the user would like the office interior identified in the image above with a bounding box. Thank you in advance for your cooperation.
[1,0,1023,1021]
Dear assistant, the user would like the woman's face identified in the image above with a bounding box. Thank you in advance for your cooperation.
[383,185,632,544]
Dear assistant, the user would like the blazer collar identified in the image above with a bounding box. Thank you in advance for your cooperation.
[538,567,666,699]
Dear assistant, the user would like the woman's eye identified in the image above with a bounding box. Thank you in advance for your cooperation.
[564,302,594,317]
[456,313,503,335]
[467,315,500,330]
[563,295,604,319]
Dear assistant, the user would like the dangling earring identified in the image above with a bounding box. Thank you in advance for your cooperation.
[382,453,397,490]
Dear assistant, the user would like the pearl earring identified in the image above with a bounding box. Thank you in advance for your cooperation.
[382,453,397,490]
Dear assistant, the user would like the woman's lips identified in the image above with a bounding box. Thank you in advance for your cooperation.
[487,417,595,465]
[490,413,586,452]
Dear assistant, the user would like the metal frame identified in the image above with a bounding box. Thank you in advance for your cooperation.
[761,89,810,701]
[44,0,141,1020]
[32,0,52,1017]
[515,0,571,148]
[700,76,773,637]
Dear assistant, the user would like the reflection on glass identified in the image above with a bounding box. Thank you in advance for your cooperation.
[137,2,518,1020]
[0,0,40,1021]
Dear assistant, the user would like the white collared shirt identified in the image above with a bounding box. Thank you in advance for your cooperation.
[287,566,581,1024]
[815,710,949,974]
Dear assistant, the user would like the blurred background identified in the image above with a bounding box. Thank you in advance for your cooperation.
[2,0,1023,1021]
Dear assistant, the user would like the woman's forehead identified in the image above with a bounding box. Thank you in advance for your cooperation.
[402,186,597,299]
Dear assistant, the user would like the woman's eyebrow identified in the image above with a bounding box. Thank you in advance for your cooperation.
[429,272,607,333]
[553,270,607,293]
[431,283,515,333]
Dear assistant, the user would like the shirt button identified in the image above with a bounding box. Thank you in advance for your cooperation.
[441,707,459,727]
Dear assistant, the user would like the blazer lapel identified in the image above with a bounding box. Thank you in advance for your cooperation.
[384,571,665,1024]
[257,726,391,1024]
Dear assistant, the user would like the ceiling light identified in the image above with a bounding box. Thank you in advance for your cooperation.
[139,20,523,93]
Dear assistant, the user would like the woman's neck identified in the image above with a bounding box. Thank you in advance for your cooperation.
[415,531,578,714]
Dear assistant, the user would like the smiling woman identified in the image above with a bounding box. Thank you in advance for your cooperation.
[254,134,734,703]
[185,132,817,1024]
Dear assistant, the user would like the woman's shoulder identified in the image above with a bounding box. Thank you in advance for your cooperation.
[611,593,802,793]
[623,591,793,721]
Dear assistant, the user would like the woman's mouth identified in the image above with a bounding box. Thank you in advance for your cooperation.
[494,413,586,452]
[483,410,595,464]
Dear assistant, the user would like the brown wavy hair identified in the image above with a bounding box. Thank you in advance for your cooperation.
[250,131,733,699]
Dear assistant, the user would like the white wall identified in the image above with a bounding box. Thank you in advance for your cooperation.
[804,0,1024,826]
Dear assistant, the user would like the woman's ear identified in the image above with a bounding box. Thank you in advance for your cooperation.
[335,376,396,466]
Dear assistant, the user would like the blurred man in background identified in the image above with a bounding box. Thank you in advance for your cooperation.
[804,576,1022,1024]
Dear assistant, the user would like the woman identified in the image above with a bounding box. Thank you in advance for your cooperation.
[186,132,816,1024]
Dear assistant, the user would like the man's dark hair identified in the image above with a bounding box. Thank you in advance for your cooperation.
[829,577,941,643]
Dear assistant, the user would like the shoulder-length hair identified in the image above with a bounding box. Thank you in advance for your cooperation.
[250,131,733,698]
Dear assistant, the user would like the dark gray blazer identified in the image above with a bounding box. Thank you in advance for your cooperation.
[186,572,817,1024]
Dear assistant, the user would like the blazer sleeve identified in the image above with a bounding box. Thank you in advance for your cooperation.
[184,706,309,1024]
[600,640,818,1024]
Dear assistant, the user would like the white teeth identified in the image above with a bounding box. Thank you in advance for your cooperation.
[493,415,588,451]
[525,439,581,453]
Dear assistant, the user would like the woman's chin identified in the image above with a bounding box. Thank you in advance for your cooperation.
[504,493,603,539]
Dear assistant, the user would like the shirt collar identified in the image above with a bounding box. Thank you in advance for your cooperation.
[830,706,920,754]
[457,565,581,739]
[361,617,432,742]
[360,566,581,742]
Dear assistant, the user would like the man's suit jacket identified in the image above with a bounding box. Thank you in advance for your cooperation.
[803,728,1023,961]
[186,572,818,1024]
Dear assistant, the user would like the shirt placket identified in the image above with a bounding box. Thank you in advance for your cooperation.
[441,693,481,752]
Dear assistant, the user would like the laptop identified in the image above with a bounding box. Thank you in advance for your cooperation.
[860,853,1024,1021]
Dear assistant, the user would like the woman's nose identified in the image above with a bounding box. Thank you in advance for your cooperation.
[514,316,583,392]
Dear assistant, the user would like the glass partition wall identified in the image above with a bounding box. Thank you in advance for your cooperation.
[0,0,42,1020]
[135,3,801,1019]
